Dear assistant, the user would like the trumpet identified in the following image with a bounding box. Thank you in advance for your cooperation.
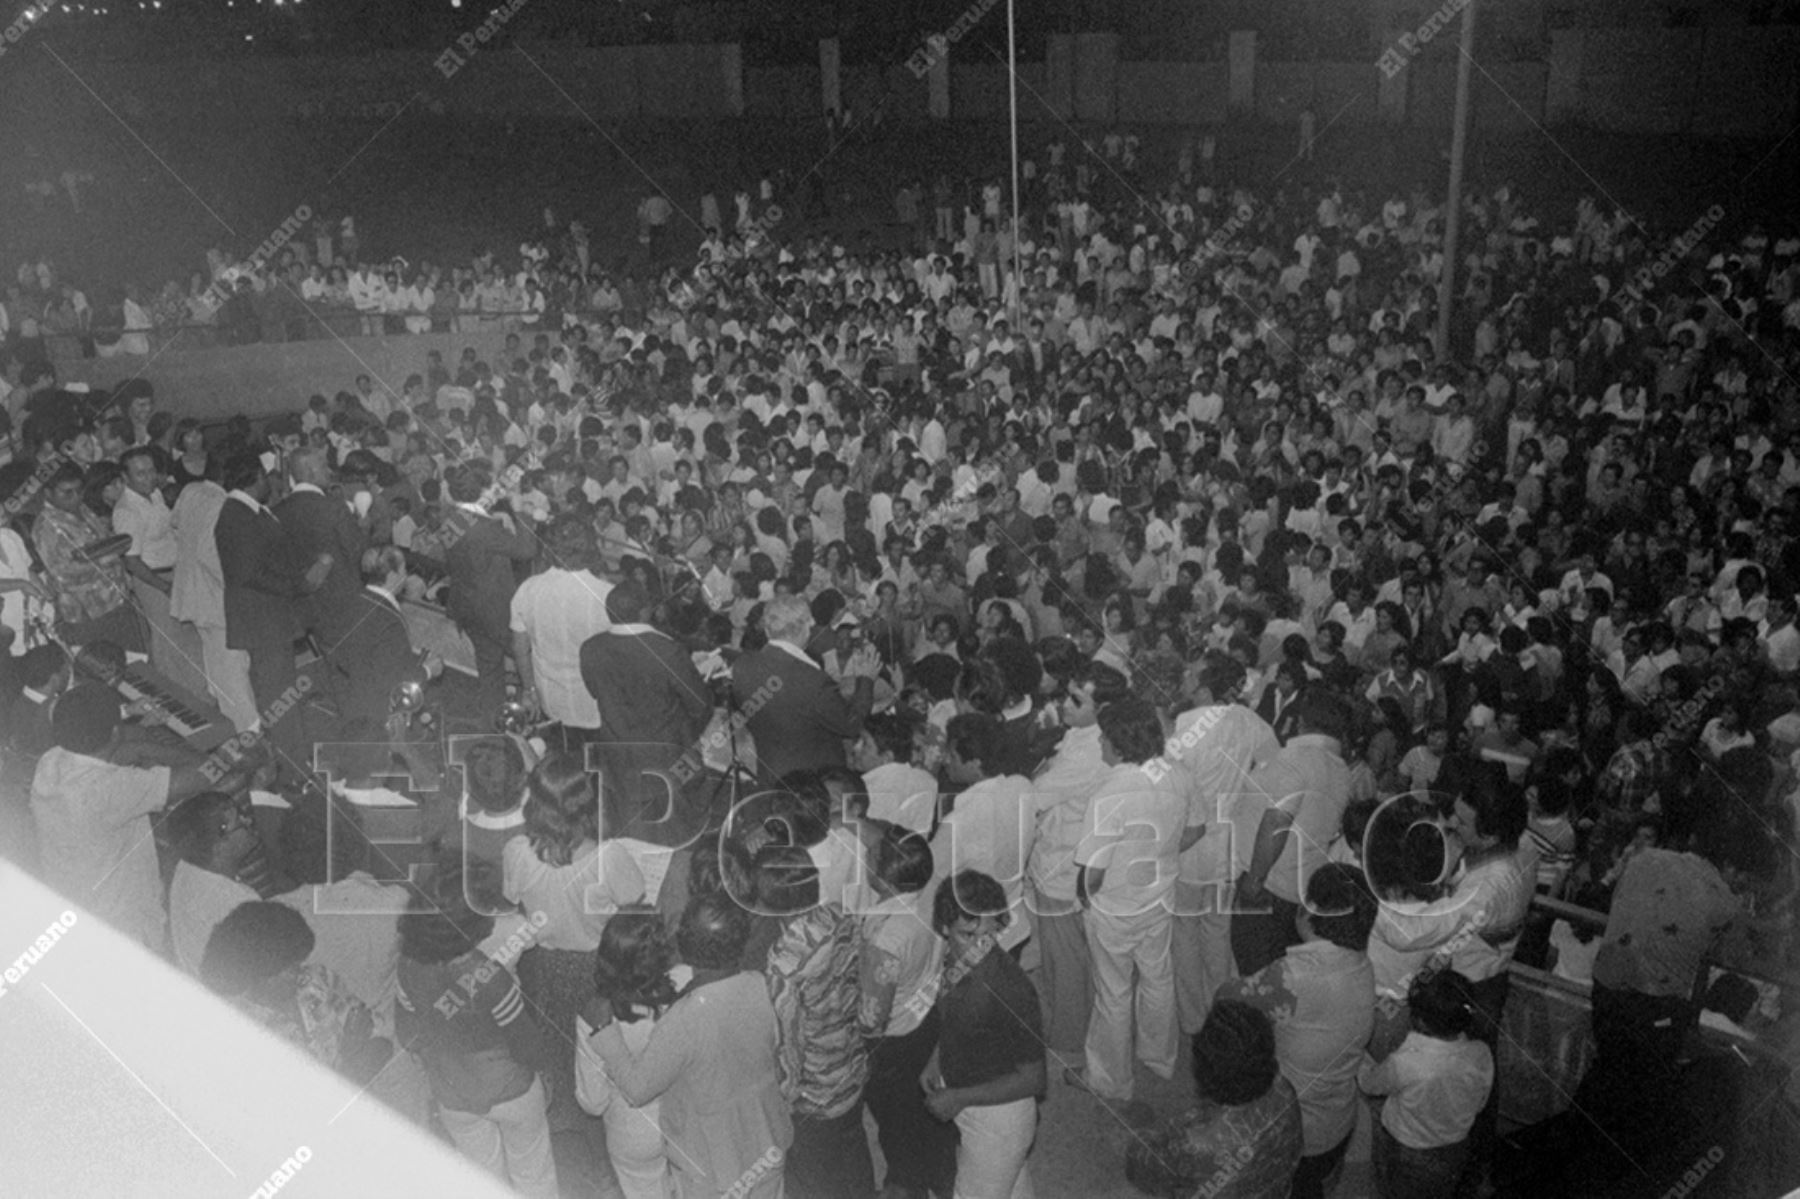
[390,680,425,716]
[497,701,538,736]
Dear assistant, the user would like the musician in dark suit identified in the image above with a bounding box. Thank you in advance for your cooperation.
[579,579,713,845]
[216,450,330,775]
[441,464,537,720]
[731,593,881,785]
[326,547,441,733]
[275,446,367,656]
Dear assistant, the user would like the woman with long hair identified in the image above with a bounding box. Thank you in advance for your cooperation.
[503,752,646,1134]
[587,893,791,1199]
[575,910,690,1199]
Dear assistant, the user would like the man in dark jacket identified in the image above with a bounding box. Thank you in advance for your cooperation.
[731,593,881,785]
[215,450,330,775]
[276,446,367,671]
[327,547,439,734]
[579,579,713,845]
[442,464,536,721]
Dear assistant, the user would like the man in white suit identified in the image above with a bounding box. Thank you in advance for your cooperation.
[170,478,257,732]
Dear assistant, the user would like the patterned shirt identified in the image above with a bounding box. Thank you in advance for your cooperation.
[1596,739,1669,813]
[1218,940,1374,1155]
[33,502,128,624]
[1594,849,1739,998]
[765,903,868,1119]
[1124,1077,1305,1199]
[233,961,373,1075]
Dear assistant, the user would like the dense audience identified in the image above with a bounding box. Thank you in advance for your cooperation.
[2,129,1799,1199]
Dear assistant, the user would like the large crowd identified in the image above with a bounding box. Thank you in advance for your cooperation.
[2,128,1798,1199]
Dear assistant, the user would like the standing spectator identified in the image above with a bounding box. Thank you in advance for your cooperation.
[1218,863,1377,1199]
[503,753,646,1134]
[171,475,257,732]
[511,515,613,756]
[323,547,440,732]
[274,445,365,649]
[580,578,714,845]
[732,594,882,784]
[1027,661,1124,1057]
[930,712,1039,957]
[1358,968,1495,1199]
[640,193,674,263]
[589,893,792,1199]
[860,824,957,1199]
[755,844,876,1199]
[442,463,538,719]
[1232,690,1353,976]
[923,871,1047,1199]
[1583,816,1751,1126]
[1370,760,1531,1192]
[1071,697,1199,1102]
[397,860,559,1199]
[575,911,690,1199]
[1166,659,1282,1036]
[215,451,330,773]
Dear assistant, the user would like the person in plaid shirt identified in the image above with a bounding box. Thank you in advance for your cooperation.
[1595,710,1670,816]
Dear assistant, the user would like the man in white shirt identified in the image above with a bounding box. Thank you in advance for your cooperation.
[1232,690,1353,977]
[509,517,613,754]
[1027,662,1121,1056]
[113,447,177,570]
[1160,659,1281,1034]
[30,685,222,951]
[855,711,938,835]
[1072,697,1202,1102]
[928,712,1037,954]
[1765,593,1800,674]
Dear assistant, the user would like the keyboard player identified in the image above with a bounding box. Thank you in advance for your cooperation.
[74,639,209,771]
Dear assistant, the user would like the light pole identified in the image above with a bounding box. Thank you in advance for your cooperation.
[1435,0,1478,363]
[1007,0,1022,328]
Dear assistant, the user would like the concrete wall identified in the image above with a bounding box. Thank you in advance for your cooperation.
[1407,61,1550,131]
[4,28,1787,138]
[1073,32,1120,123]
[1117,62,1231,125]
[4,44,744,123]
[53,331,518,422]
[1547,26,1800,133]
[951,64,1051,122]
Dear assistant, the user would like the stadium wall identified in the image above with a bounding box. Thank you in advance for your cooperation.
[3,27,1790,134]
[53,331,516,421]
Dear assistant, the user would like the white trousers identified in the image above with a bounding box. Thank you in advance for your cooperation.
[953,1096,1036,1199]
[1082,905,1178,1101]
[195,622,259,733]
[438,1077,560,1199]
[603,1098,673,1199]
[1172,885,1238,1036]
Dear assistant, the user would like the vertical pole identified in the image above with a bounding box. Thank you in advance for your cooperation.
[1436,0,1477,362]
[1008,0,1022,328]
